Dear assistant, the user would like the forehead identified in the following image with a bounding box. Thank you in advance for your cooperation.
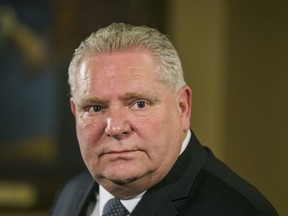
[73,49,168,100]
[79,49,156,79]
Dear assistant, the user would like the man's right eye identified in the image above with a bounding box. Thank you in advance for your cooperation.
[87,105,102,113]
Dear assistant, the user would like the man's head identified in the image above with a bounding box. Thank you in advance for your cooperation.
[69,23,192,199]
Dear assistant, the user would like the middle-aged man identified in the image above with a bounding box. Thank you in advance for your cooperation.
[50,23,278,216]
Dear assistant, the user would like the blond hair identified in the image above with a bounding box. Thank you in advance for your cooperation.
[68,23,185,96]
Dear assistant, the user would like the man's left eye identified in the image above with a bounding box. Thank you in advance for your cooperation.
[132,101,148,109]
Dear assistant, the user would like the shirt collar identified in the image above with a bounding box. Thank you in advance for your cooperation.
[99,186,145,215]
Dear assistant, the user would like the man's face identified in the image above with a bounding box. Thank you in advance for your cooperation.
[70,49,191,198]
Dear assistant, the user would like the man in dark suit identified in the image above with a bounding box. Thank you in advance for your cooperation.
[50,23,278,216]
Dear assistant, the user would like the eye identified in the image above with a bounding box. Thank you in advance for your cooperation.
[131,101,149,110]
[87,105,103,113]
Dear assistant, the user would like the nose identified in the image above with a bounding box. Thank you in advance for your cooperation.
[105,109,132,139]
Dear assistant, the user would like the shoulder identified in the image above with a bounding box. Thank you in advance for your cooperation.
[178,131,278,215]
[50,171,97,216]
[195,147,278,215]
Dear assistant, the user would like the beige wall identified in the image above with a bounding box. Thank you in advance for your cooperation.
[167,0,228,159]
[167,1,287,215]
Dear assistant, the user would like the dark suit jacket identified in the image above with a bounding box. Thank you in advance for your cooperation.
[50,131,278,216]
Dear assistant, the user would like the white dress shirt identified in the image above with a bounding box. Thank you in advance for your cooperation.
[89,130,191,216]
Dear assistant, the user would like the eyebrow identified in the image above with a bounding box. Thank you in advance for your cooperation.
[75,97,108,108]
[77,90,160,107]
[120,91,160,103]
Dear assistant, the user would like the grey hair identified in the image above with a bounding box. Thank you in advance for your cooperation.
[68,23,186,96]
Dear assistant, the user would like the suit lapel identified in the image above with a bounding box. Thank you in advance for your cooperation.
[130,180,178,216]
[165,131,207,201]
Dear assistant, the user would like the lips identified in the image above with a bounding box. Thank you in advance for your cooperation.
[106,149,137,155]
[104,149,138,159]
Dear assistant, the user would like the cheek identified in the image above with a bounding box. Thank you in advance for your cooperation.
[136,111,181,155]
[146,109,182,149]
[75,119,105,172]
[139,106,181,137]
[75,117,104,152]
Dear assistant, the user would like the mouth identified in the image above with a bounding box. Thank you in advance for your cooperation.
[104,150,138,160]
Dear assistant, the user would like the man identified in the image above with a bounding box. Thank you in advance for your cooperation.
[50,23,278,216]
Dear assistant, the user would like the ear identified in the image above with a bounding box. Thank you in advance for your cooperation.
[70,97,77,117]
[177,85,192,132]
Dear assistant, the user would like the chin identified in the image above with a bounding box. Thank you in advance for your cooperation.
[108,174,140,185]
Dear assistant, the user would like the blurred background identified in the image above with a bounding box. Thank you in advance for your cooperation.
[0,0,287,215]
